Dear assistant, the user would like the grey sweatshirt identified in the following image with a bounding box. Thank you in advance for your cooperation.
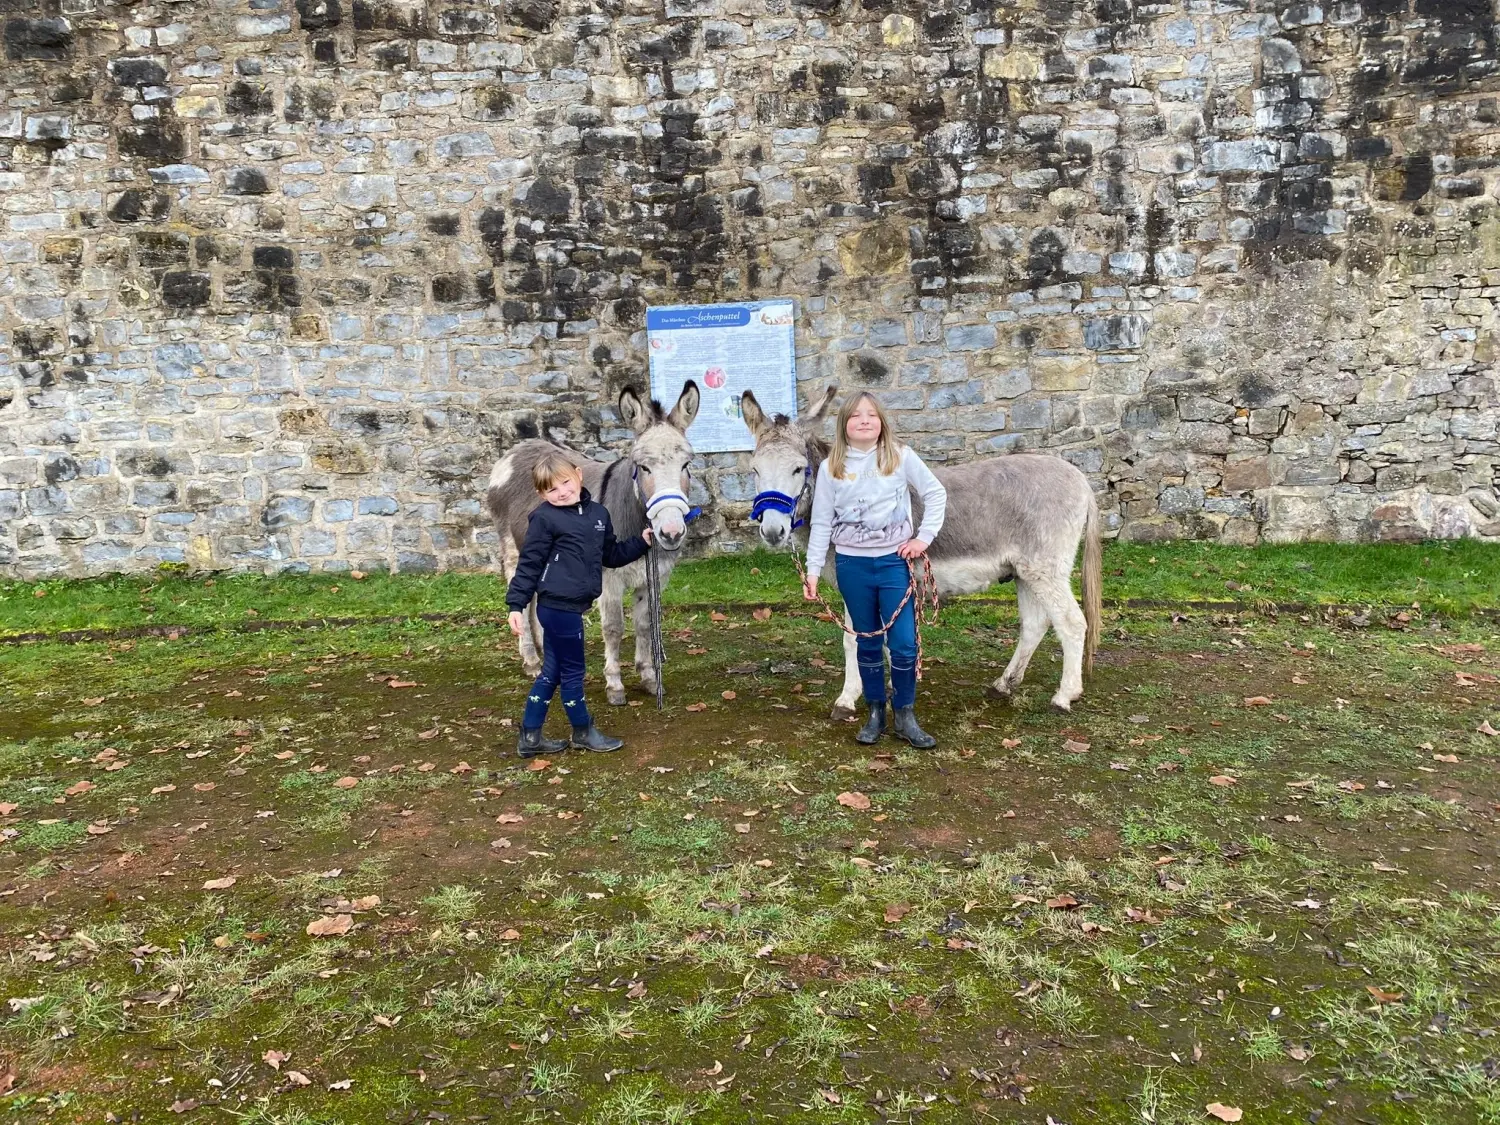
[806,445,947,578]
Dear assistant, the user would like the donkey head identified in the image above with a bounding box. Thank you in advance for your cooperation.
[742,384,837,549]
[618,381,700,552]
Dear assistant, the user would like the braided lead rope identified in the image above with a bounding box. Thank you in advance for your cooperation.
[789,545,941,680]
[645,545,667,710]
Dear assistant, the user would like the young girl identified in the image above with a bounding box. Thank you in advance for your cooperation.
[803,393,947,748]
[506,453,652,757]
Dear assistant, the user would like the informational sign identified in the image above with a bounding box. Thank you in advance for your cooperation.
[645,300,797,453]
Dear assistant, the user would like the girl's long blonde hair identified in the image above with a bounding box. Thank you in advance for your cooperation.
[828,391,902,481]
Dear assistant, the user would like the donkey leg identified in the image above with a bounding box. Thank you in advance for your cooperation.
[990,580,1049,700]
[1035,574,1088,711]
[502,541,543,677]
[601,588,628,706]
[631,589,660,697]
[831,610,862,720]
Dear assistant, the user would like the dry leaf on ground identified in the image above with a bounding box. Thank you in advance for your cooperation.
[333,776,359,789]
[837,791,872,810]
[884,903,911,923]
[306,914,354,937]
[262,1049,287,1070]
[64,780,95,796]
[202,877,236,891]
[1063,739,1090,753]
[1206,1105,1243,1123]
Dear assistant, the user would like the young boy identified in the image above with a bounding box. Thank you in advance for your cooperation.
[506,452,652,758]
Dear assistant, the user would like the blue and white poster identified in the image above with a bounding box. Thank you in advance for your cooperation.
[646,300,797,453]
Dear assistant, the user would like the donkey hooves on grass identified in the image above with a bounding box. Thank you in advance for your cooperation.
[985,683,1013,701]
[606,687,628,706]
[1049,696,1073,713]
[829,704,857,722]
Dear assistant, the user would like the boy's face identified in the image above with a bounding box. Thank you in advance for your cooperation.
[541,471,582,507]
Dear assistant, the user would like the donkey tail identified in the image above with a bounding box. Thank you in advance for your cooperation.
[1081,485,1103,677]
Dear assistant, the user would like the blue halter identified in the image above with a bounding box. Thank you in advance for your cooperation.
[750,489,805,529]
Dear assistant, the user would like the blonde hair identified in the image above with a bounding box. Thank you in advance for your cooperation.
[532,452,582,492]
[828,392,901,480]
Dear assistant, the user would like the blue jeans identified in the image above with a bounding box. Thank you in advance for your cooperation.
[835,552,918,710]
[521,606,592,730]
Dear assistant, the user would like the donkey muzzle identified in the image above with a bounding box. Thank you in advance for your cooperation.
[645,489,693,551]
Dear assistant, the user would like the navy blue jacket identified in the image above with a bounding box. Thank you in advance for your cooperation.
[505,489,650,614]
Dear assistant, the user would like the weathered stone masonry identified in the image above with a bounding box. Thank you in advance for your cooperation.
[2,0,1498,576]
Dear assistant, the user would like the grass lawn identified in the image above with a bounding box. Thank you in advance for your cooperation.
[1,539,1496,640]
[1,541,1498,1123]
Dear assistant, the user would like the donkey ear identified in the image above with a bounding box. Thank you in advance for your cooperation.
[804,384,838,426]
[740,390,769,437]
[618,386,651,433]
[667,380,700,432]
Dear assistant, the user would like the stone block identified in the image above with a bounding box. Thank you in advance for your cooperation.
[1030,356,1091,392]
[944,323,997,352]
[1084,315,1148,351]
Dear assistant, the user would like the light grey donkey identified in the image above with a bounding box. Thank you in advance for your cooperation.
[485,382,701,705]
[741,385,1103,712]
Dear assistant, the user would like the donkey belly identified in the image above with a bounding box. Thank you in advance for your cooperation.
[930,556,1009,597]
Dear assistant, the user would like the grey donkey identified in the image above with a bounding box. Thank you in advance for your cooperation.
[741,386,1103,713]
[486,382,701,705]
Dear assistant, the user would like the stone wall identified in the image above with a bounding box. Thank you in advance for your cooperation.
[2,0,1499,577]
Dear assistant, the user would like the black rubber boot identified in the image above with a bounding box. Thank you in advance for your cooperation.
[571,725,623,753]
[517,728,568,758]
[892,706,937,749]
[855,703,887,745]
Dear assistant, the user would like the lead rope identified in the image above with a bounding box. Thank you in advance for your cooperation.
[644,545,667,710]
[789,544,941,680]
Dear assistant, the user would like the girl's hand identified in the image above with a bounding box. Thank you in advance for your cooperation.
[641,527,653,546]
[897,538,930,560]
[508,611,525,636]
[803,575,819,601]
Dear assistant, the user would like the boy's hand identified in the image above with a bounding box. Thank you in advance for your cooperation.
[897,538,929,560]
[641,527,653,546]
[508,610,525,636]
[803,575,819,601]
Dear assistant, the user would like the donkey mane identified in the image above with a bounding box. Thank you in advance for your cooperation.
[597,452,648,541]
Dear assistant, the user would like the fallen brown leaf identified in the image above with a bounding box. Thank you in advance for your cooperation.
[64,780,95,797]
[262,1049,288,1071]
[388,680,417,689]
[1062,739,1090,754]
[884,903,911,923]
[1366,985,1404,1004]
[752,607,773,621]
[1001,738,1022,749]
[416,727,440,740]
[496,812,524,824]
[0,802,16,816]
[450,761,474,774]
[527,759,551,772]
[499,928,521,941]
[333,776,359,790]
[685,702,708,712]
[86,823,112,836]
[285,1070,312,1086]
[306,914,354,937]
[722,690,737,701]
[1208,775,1237,787]
[1205,1105,1243,1123]
[1244,695,1272,707]
[1479,720,1498,737]
[192,782,216,792]
[1045,894,1080,910]
[203,877,237,891]
[837,791,872,810]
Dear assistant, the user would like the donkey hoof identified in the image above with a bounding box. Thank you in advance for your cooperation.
[830,702,858,722]
[1049,693,1073,713]
[986,682,1014,702]
[606,686,628,707]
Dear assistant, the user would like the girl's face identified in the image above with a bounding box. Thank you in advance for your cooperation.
[542,471,582,507]
[846,399,882,446]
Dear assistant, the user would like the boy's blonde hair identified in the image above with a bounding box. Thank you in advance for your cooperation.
[533,452,583,492]
[827,391,902,480]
